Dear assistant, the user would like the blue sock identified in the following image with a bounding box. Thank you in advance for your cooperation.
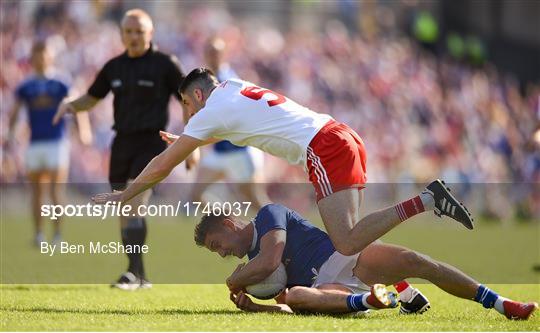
[346,294,369,312]
[474,285,499,309]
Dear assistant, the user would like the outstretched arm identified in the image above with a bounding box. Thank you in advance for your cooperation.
[53,94,100,125]
[159,131,220,146]
[6,99,22,141]
[230,291,293,314]
[93,134,204,204]
[74,112,93,145]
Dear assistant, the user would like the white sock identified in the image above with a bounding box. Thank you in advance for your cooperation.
[420,192,435,210]
[361,293,377,310]
[494,297,507,315]
[398,286,414,302]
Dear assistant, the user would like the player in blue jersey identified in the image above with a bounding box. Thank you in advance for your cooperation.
[6,40,91,245]
[186,37,269,210]
[194,204,537,319]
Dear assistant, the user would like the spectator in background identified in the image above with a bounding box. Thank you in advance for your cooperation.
[2,2,538,221]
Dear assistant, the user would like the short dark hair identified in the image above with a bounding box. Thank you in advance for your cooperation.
[179,67,219,95]
[194,213,227,247]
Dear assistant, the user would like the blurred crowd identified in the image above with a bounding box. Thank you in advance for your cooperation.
[1,1,539,217]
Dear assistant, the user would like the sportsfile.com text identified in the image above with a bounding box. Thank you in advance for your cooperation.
[41,201,252,220]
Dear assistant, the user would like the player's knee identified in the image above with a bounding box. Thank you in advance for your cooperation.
[50,187,61,202]
[401,250,434,272]
[285,286,304,304]
[285,287,309,310]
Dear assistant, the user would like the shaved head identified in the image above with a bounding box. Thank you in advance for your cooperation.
[122,9,153,31]
[120,9,154,57]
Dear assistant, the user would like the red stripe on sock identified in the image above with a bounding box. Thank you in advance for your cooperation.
[394,281,410,293]
[396,196,425,222]
[365,293,378,309]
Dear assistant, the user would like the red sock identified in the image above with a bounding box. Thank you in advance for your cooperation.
[395,196,425,222]
[394,281,410,293]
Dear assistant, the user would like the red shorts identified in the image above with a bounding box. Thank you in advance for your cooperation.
[306,120,367,201]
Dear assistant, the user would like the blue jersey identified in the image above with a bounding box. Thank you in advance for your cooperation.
[214,140,246,153]
[247,204,335,287]
[15,75,69,142]
[213,66,246,153]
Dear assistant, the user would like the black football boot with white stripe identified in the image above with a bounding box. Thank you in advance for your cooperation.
[111,272,140,291]
[423,179,474,230]
[400,288,431,314]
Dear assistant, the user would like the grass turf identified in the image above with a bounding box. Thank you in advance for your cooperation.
[1,192,539,331]
[1,284,539,331]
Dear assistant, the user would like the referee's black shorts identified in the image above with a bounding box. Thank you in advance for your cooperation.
[109,131,167,191]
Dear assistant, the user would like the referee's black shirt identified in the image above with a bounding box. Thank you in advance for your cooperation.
[88,44,184,134]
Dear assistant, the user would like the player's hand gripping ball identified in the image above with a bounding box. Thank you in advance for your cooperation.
[245,263,287,300]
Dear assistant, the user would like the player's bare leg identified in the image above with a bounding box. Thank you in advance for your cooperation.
[318,188,402,256]
[354,242,478,298]
[285,284,351,313]
[285,283,397,314]
[28,171,46,246]
[352,242,538,320]
[189,166,225,203]
[50,166,68,244]
[236,181,270,211]
[318,180,473,256]
[317,189,427,313]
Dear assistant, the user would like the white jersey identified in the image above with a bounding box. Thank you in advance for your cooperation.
[183,79,332,165]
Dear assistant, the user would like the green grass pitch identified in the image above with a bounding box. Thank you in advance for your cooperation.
[1,284,538,331]
[1,204,539,331]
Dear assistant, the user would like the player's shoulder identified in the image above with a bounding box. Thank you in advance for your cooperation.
[257,203,290,218]
[106,52,126,63]
[153,49,180,65]
[16,76,33,90]
[204,79,240,105]
[152,49,171,60]
[216,78,250,88]
[100,53,125,71]
[210,78,247,99]
[15,75,39,94]
[225,78,245,86]
[260,203,287,210]
[253,204,289,232]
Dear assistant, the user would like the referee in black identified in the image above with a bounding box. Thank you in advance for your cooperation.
[53,9,185,290]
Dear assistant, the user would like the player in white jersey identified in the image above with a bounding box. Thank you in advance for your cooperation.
[187,37,269,210]
[93,68,475,261]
